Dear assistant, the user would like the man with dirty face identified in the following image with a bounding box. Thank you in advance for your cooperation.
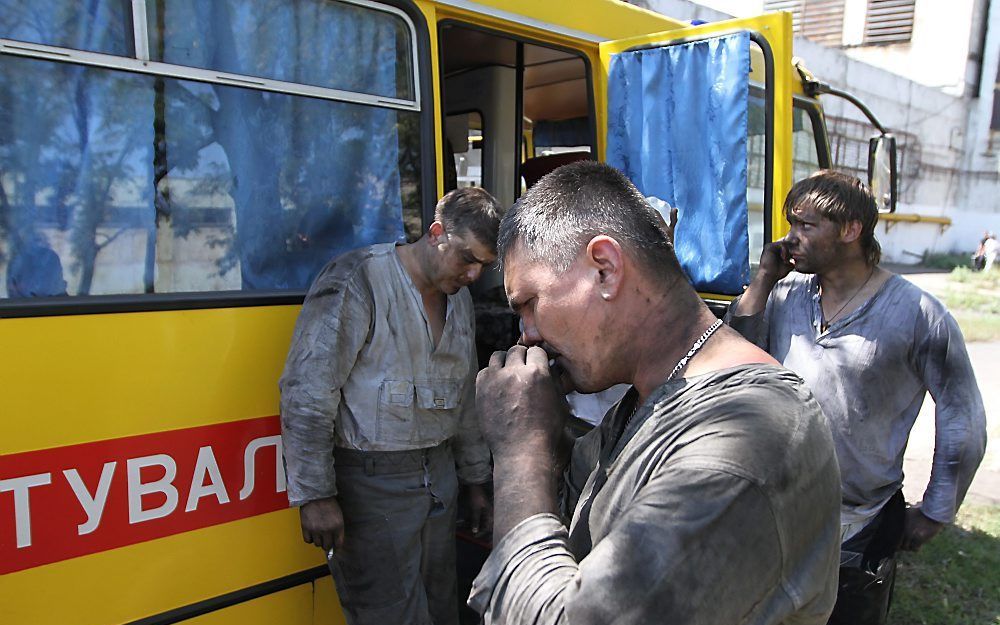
[469,161,841,625]
[727,170,987,625]
[280,187,501,625]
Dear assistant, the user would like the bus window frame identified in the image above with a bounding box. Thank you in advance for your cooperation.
[792,95,832,171]
[0,0,436,319]
[435,17,597,219]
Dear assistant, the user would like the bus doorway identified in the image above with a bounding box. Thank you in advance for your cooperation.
[438,21,596,367]
[437,22,595,623]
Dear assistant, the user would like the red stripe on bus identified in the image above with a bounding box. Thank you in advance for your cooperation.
[0,416,287,574]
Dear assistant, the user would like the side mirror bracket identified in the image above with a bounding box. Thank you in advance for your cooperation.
[796,60,899,212]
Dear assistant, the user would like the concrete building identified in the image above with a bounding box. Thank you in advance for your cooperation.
[629,0,1000,262]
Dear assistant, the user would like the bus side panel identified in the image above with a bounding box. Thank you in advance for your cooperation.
[0,307,341,624]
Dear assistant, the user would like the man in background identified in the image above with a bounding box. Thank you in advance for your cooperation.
[280,187,502,625]
[727,170,987,625]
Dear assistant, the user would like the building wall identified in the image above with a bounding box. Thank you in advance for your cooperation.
[630,0,1000,261]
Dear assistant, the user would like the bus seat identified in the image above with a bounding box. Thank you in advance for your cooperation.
[520,151,590,189]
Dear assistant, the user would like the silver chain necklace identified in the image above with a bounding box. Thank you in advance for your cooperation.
[820,268,875,332]
[623,318,724,431]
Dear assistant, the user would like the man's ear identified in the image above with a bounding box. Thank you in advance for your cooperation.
[840,220,863,244]
[427,221,446,246]
[585,235,625,300]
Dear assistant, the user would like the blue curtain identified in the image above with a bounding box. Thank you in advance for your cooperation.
[154,0,407,290]
[607,32,750,294]
[0,0,131,56]
[0,1,153,297]
[1,0,412,296]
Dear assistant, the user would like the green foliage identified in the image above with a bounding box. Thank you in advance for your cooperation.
[951,312,1000,343]
[922,252,972,271]
[892,505,1000,625]
[939,268,1000,341]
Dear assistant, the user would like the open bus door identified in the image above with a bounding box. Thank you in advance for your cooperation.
[597,12,794,307]
[455,14,797,624]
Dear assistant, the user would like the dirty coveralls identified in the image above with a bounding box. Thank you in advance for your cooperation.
[727,273,987,624]
[280,243,491,625]
[470,366,842,625]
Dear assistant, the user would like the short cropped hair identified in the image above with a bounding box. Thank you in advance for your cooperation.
[785,170,882,266]
[434,187,504,250]
[497,161,683,282]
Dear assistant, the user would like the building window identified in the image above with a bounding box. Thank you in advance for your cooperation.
[765,0,846,46]
[863,0,916,45]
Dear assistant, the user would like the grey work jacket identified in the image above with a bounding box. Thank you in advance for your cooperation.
[280,243,490,506]
[727,272,987,525]
[470,366,842,625]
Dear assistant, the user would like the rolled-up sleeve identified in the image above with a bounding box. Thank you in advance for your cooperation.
[915,313,988,523]
[469,467,785,625]
[454,314,491,485]
[279,276,372,506]
[724,293,771,350]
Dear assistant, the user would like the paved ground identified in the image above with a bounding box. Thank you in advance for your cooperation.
[888,266,1000,508]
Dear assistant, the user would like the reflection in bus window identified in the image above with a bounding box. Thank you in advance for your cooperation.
[447,112,483,189]
[0,0,421,299]
[0,0,132,56]
[146,0,415,101]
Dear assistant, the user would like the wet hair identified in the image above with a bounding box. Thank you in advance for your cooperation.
[785,170,882,265]
[497,160,683,283]
[434,187,504,251]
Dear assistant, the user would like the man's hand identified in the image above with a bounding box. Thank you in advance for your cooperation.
[476,345,570,539]
[464,482,493,537]
[476,345,569,464]
[900,506,944,552]
[300,496,345,553]
[758,239,794,283]
[666,206,678,245]
[731,239,794,317]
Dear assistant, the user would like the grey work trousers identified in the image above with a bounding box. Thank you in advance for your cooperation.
[328,443,460,625]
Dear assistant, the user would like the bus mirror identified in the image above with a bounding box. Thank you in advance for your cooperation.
[868,134,897,213]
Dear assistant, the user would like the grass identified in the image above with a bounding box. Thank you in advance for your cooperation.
[951,312,1000,343]
[936,268,1000,342]
[892,505,1000,625]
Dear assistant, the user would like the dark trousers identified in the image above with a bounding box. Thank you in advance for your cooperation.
[328,443,460,625]
[827,491,906,625]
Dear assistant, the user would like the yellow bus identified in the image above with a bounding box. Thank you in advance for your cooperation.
[0,1,894,623]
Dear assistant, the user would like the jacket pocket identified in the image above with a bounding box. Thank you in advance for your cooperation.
[414,379,461,442]
[376,379,416,444]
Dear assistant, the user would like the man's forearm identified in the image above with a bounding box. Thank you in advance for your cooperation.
[731,271,780,317]
[280,404,339,506]
[492,455,560,540]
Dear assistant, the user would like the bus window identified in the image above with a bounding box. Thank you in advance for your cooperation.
[0,0,424,301]
[0,0,132,56]
[792,101,825,184]
[446,112,484,189]
[522,45,593,160]
[748,90,767,274]
[438,22,595,363]
[439,23,594,212]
